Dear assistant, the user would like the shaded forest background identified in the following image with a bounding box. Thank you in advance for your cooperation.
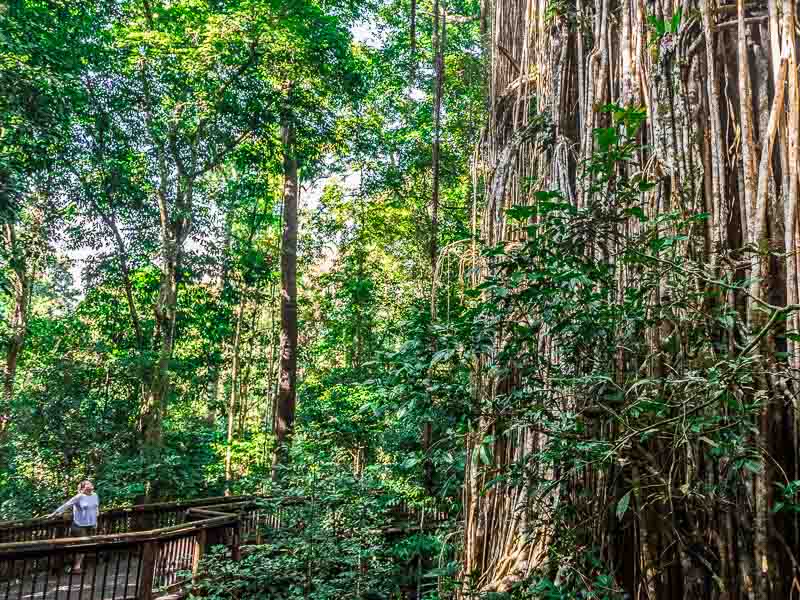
[2,0,800,598]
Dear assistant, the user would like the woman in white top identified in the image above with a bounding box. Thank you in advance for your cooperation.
[50,480,100,573]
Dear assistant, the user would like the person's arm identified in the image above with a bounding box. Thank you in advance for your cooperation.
[49,495,79,518]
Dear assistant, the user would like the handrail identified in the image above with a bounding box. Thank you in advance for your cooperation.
[0,494,254,531]
[0,493,449,600]
[0,493,443,532]
[0,513,239,556]
[186,508,236,518]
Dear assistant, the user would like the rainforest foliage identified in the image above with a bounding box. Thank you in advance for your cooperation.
[2,0,799,598]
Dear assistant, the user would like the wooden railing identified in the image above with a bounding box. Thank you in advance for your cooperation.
[0,499,247,600]
[0,494,451,600]
[0,513,239,600]
[0,496,252,545]
[386,499,449,525]
[196,500,274,544]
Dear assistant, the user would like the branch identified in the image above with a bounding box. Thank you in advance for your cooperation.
[415,9,478,24]
[496,44,520,73]
[194,130,253,177]
[448,13,479,24]
[740,303,800,357]
[138,60,171,242]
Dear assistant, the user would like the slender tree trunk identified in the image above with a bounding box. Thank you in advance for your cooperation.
[225,300,245,494]
[2,218,39,410]
[265,281,279,431]
[431,0,443,280]
[3,273,30,407]
[424,0,446,497]
[140,183,191,500]
[138,50,194,500]
[410,0,417,79]
[239,304,259,435]
[701,0,727,261]
[272,108,299,481]
[141,246,180,499]
[104,215,145,350]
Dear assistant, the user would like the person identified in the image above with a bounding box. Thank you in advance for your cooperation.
[49,480,99,573]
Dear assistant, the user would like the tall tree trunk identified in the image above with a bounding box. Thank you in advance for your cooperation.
[424,0,446,497]
[410,0,417,79]
[465,0,800,594]
[272,109,299,481]
[239,304,259,435]
[103,213,145,350]
[430,0,443,281]
[225,300,245,494]
[2,220,37,410]
[138,42,194,499]
[141,245,180,500]
[2,266,30,407]
[265,281,279,431]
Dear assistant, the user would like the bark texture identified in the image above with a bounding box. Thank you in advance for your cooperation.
[272,113,299,480]
[465,0,800,596]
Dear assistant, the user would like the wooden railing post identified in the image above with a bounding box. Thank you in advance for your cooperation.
[231,523,241,562]
[192,529,207,581]
[138,540,157,600]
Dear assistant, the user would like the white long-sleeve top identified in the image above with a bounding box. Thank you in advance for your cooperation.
[52,493,99,527]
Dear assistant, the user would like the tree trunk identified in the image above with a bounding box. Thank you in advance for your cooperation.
[3,272,30,408]
[430,0,443,286]
[225,300,245,494]
[465,0,800,595]
[138,50,194,500]
[104,213,145,350]
[410,0,417,79]
[272,109,299,481]
[2,221,36,410]
[423,0,446,497]
[140,245,180,499]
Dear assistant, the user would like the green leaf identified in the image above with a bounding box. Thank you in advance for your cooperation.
[616,490,632,520]
[483,244,507,257]
[670,8,682,33]
[594,127,618,150]
[431,348,456,364]
[402,457,420,469]
[638,179,657,192]
[479,444,492,465]
[533,190,563,202]
[624,206,647,221]
[506,205,536,221]
[743,460,763,474]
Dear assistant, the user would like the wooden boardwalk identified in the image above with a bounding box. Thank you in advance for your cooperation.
[0,496,448,600]
[2,552,142,600]
[1,540,201,600]
[0,499,248,600]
